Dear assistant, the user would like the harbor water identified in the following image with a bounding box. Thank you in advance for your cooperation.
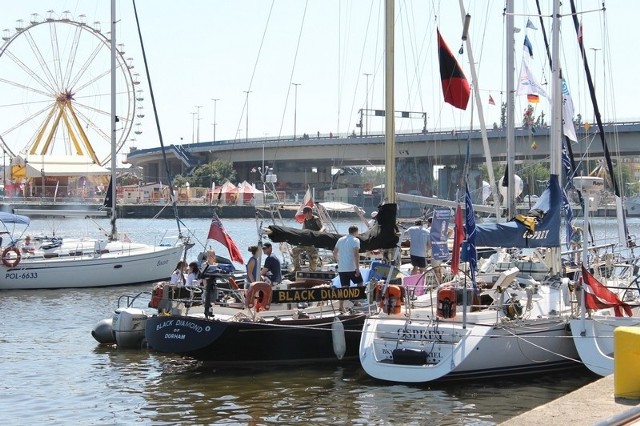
[2,215,635,425]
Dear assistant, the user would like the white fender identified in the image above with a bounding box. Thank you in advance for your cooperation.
[332,316,346,360]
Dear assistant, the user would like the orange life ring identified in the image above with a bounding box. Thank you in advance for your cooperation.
[374,284,404,315]
[245,281,272,312]
[437,285,457,319]
[2,247,21,268]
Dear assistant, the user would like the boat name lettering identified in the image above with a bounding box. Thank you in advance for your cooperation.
[397,328,443,341]
[155,319,175,330]
[157,260,169,267]
[5,272,38,280]
[274,287,364,303]
[164,333,185,340]
[175,319,204,332]
[523,229,550,240]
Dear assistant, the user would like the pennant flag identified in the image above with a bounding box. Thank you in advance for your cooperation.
[581,266,632,317]
[527,94,540,103]
[501,164,510,188]
[437,29,471,110]
[526,19,538,30]
[516,59,549,100]
[523,35,534,58]
[464,185,477,291]
[451,204,464,276]
[561,78,578,142]
[488,95,496,105]
[207,211,244,263]
[294,187,314,223]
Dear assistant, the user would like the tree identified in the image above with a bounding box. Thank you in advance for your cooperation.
[191,159,237,187]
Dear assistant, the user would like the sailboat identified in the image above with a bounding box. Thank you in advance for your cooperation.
[0,1,185,290]
[358,0,581,383]
[564,0,640,376]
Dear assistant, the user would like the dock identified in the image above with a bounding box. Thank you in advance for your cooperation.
[501,375,640,425]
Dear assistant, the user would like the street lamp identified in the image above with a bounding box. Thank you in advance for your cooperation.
[190,111,197,143]
[292,82,301,139]
[363,73,371,136]
[211,98,219,142]
[243,90,252,142]
[195,105,203,143]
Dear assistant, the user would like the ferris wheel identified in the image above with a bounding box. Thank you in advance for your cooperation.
[0,10,138,167]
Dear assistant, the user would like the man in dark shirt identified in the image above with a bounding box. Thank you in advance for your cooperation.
[292,206,324,272]
[260,242,282,285]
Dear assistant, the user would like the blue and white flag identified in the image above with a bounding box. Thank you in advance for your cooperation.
[562,78,578,142]
[526,19,538,30]
[524,35,534,58]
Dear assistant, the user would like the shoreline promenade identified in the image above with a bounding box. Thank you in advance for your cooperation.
[501,375,640,425]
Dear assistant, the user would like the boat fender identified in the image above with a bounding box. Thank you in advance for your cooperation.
[331,317,346,360]
[245,281,272,312]
[437,285,457,319]
[91,318,115,344]
[2,247,21,268]
[560,277,571,307]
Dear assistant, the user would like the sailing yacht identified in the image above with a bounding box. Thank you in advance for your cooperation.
[358,0,582,382]
[0,2,184,290]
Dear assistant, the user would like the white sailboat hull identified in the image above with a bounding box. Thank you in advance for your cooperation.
[0,241,183,290]
[360,310,579,383]
[569,315,640,376]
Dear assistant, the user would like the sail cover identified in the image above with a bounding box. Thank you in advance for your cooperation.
[475,174,561,248]
[267,203,399,251]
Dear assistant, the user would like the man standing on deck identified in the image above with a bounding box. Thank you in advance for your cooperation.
[292,206,325,272]
[404,219,430,276]
[333,225,363,312]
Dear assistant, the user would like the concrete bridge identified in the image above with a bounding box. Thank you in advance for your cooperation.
[127,121,640,202]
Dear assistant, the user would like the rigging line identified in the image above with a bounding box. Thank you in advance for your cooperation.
[232,0,276,149]
[274,0,308,145]
[344,0,376,136]
[131,0,182,238]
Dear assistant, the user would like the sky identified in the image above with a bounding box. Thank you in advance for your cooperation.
[0,0,637,165]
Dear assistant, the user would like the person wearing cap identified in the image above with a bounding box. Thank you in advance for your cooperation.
[404,219,429,275]
[367,211,378,229]
[292,205,324,272]
[260,242,282,285]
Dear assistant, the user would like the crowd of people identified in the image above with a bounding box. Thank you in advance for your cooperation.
[165,203,449,313]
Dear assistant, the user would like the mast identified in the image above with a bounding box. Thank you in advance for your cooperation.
[109,0,118,241]
[505,0,516,218]
[384,0,395,204]
[457,3,501,220]
[549,0,562,274]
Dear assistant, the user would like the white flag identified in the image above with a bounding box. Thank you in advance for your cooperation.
[562,78,578,142]
[516,59,549,100]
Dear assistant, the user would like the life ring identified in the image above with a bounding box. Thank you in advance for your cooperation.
[245,281,272,312]
[2,247,21,268]
[437,285,457,319]
[374,284,404,315]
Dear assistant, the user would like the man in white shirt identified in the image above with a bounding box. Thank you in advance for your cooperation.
[405,219,429,275]
[333,225,362,312]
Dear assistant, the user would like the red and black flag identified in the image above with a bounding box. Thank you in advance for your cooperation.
[437,29,470,110]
